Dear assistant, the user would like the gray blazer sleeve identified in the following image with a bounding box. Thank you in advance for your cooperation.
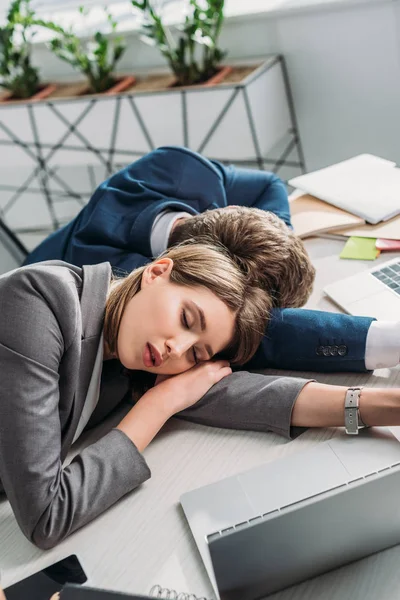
[178,371,314,439]
[0,268,150,550]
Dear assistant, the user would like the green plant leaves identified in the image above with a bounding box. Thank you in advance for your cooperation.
[41,6,127,94]
[0,0,41,98]
[0,0,226,97]
[131,0,226,86]
[3,2,127,95]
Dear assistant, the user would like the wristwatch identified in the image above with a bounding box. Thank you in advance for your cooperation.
[344,387,367,435]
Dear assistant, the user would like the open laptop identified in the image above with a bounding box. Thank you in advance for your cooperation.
[181,428,400,599]
[324,256,400,319]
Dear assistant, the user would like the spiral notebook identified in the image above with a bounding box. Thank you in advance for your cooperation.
[150,585,211,599]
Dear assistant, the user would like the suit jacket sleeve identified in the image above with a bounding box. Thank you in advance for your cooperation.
[0,268,150,550]
[64,154,202,271]
[177,371,313,439]
[213,162,292,228]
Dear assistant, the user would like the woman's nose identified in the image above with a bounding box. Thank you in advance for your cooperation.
[166,334,194,359]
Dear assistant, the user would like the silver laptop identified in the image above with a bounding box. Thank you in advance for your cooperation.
[324,256,400,320]
[181,428,400,599]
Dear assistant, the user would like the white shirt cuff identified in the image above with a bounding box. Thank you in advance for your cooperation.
[365,320,400,370]
[151,210,192,257]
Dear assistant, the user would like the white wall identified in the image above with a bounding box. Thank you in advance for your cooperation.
[31,0,400,171]
[273,0,400,170]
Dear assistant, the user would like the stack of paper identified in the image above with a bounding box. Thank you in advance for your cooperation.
[289,194,365,239]
[289,154,400,261]
[289,154,400,225]
[334,214,400,240]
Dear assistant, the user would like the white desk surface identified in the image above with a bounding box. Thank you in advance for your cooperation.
[2,237,400,599]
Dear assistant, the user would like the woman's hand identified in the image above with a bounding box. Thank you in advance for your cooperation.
[117,360,231,452]
[153,360,232,416]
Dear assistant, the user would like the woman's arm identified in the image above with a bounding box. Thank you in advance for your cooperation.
[116,389,171,452]
[117,361,232,451]
[292,382,400,428]
[177,371,311,439]
[177,371,400,438]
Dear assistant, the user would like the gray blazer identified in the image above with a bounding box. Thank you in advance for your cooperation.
[0,261,311,550]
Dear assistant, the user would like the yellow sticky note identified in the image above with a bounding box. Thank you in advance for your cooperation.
[340,236,380,260]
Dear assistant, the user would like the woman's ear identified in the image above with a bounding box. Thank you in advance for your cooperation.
[141,258,174,288]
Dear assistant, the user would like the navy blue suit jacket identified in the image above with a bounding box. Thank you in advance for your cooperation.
[25,146,372,372]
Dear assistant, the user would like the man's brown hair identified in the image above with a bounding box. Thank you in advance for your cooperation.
[168,206,315,308]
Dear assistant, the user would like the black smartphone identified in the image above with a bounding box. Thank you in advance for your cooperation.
[4,555,87,600]
[61,584,149,600]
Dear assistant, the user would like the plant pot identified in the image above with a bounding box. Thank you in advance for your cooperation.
[203,65,233,87]
[104,75,136,95]
[46,74,137,101]
[0,82,57,104]
[169,64,233,89]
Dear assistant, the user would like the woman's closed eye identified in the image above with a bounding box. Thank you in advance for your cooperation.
[181,308,199,364]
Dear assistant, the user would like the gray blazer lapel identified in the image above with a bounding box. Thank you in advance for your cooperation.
[62,262,112,453]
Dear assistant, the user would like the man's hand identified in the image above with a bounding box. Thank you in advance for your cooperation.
[169,216,190,238]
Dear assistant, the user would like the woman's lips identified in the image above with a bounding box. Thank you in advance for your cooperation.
[143,343,153,368]
[143,343,162,368]
[149,343,162,367]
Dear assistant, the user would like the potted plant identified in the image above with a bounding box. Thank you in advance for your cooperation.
[28,6,135,97]
[131,0,231,87]
[0,0,56,101]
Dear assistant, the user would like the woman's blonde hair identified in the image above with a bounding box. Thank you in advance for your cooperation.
[104,243,272,368]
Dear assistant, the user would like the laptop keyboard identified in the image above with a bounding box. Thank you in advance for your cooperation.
[372,261,400,294]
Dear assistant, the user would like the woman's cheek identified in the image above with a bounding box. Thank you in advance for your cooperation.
[160,360,189,376]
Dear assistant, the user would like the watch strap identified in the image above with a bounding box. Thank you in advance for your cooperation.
[344,387,365,435]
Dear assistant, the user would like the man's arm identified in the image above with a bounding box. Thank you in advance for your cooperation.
[25,147,202,270]
[212,161,292,227]
[244,308,373,373]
